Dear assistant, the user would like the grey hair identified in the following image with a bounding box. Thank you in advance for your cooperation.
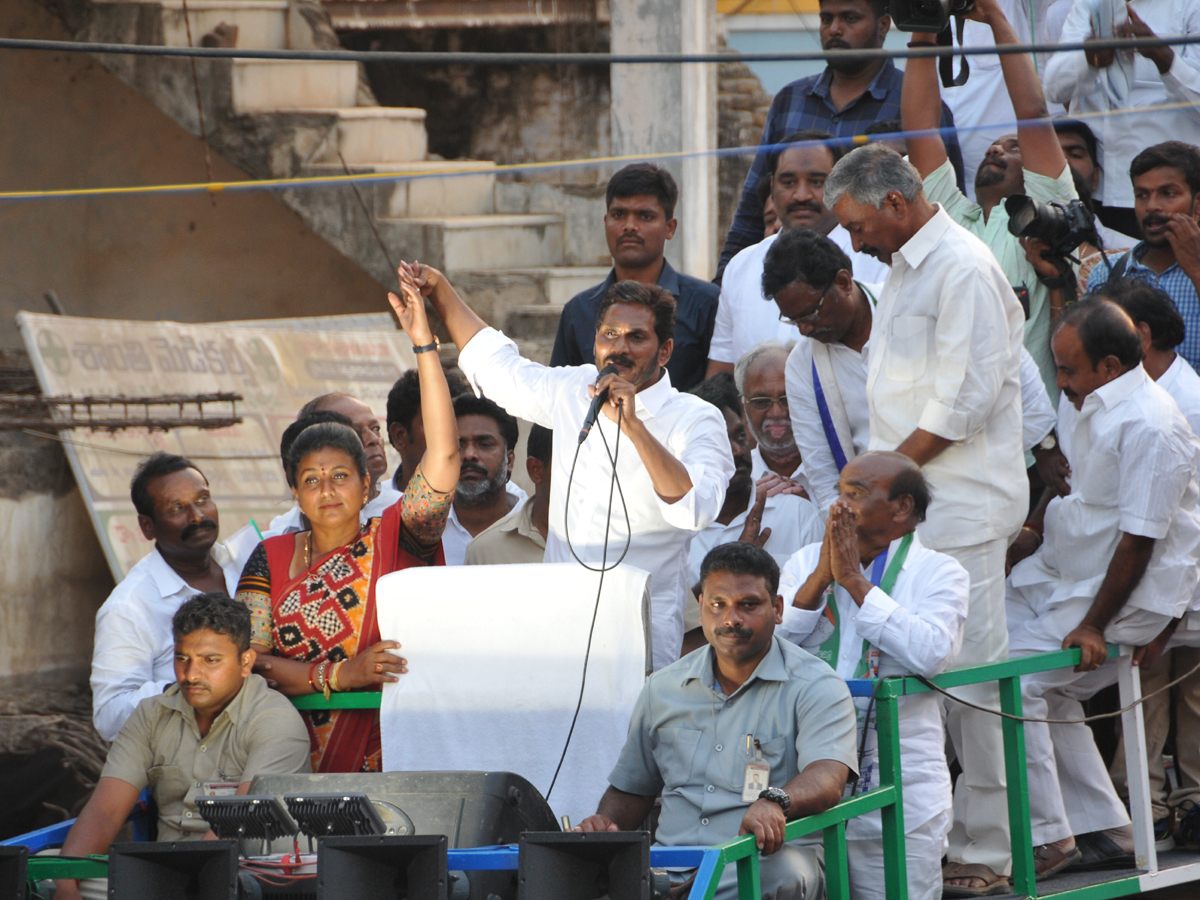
[734,340,796,395]
[824,144,924,211]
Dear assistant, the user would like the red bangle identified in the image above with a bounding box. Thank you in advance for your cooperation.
[308,662,319,691]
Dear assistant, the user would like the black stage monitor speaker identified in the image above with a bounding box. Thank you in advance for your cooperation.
[0,845,28,900]
[517,832,651,900]
[317,834,447,900]
[107,840,239,900]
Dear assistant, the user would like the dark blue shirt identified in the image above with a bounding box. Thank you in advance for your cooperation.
[716,59,967,279]
[549,259,719,391]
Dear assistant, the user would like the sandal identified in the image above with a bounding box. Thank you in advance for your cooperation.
[1033,838,1082,880]
[942,862,1011,898]
[1071,831,1136,871]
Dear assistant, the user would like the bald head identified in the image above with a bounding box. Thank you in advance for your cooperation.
[837,451,931,543]
[299,392,387,485]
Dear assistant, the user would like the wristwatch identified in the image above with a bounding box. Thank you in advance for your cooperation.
[1038,433,1057,452]
[412,338,440,355]
[758,787,791,815]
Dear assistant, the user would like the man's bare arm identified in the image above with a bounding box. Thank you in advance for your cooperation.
[1063,532,1156,671]
[894,429,954,467]
[576,785,657,832]
[54,778,143,900]
[706,359,735,379]
[899,32,946,178]
[401,262,488,351]
[740,759,850,854]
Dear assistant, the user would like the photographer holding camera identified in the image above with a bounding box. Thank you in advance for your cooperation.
[902,0,1078,406]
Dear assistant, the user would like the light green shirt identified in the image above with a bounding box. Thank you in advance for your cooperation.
[608,635,859,848]
[923,160,1077,403]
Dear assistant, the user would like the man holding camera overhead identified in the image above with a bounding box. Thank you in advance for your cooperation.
[902,0,1079,403]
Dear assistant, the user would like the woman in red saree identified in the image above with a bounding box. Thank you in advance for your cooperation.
[236,278,459,773]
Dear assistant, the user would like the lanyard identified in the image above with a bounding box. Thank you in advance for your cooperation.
[810,283,875,473]
[814,532,913,676]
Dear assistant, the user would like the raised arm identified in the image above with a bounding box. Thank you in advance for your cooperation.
[388,269,460,494]
[900,31,948,178]
[400,260,488,351]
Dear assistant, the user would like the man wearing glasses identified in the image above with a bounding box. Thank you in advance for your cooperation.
[734,341,812,497]
[767,227,1055,513]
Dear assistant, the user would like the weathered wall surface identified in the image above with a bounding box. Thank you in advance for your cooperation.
[717,50,774,254]
[0,430,112,679]
[0,0,390,350]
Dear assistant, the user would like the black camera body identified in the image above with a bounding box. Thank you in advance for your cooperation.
[1005,194,1097,256]
[890,0,975,33]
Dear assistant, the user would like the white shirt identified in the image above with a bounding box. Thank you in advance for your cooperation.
[91,544,242,742]
[265,482,404,536]
[777,532,968,836]
[1159,356,1200,438]
[1043,0,1200,208]
[1015,366,1200,617]
[686,490,826,592]
[748,446,814,498]
[709,227,890,365]
[867,207,1028,550]
[442,483,529,566]
[457,327,734,670]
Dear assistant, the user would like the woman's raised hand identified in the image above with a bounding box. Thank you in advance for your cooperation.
[388,265,435,345]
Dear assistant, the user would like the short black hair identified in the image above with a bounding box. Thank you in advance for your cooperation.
[689,371,742,417]
[595,280,678,348]
[863,118,902,136]
[1096,277,1187,352]
[1055,297,1144,369]
[527,424,553,465]
[762,227,853,300]
[767,129,843,178]
[606,163,679,220]
[699,542,780,598]
[887,466,932,523]
[1053,118,1099,170]
[173,592,251,654]
[818,0,890,18]
[386,368,473,435]
[755,174,773,208]
[280,411,354,481]
[453,393,520,454]
[286,422,367,487]
[1130,141,1200,196]
[131,453,205,518]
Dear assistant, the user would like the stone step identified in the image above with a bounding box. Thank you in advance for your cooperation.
[232,60,358,112]
[505,305,565,343]
[91,0,288,50]
[304,107,429,165]
[303,160,496,217]
[449,267,609,326]
[377,215,564,272]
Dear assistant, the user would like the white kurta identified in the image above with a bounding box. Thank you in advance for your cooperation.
[709,227,890,366]
[457,328,734,670]
[1011,366,1200,621]
[866,207,1028,550]
[777,532,968,836]
[748,447,814,499]
[1042,0,1200,209]
[91,544,241,742]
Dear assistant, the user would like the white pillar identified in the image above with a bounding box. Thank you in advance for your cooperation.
[610,0,717,280]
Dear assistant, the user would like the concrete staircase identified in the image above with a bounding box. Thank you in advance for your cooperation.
[80,0,610,359]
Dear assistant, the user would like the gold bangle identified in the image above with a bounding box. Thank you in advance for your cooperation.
[330,661,344,693]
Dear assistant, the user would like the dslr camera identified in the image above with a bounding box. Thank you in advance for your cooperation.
[1005,195,1097,257]
[890,0,975,33]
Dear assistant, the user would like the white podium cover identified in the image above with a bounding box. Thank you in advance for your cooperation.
[375,563,652,824]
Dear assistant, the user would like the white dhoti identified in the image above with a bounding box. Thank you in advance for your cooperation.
[847,808,951,900]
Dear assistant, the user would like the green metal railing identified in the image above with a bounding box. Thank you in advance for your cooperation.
[23,644,1200,899]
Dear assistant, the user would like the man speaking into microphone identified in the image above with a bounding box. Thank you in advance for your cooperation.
[396,262,733,669]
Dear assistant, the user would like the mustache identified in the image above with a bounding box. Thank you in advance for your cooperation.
[618,233,644,243]
[460,462,490,477]
[823,39,850,50]
[604,354,635,369]
[181,680,209,691]
[180,519,217,541]
[786,201,823,215]
[713,625,752,638]
[1141,215,1169,229]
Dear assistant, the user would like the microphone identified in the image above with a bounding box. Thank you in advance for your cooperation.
[578,364,620,444]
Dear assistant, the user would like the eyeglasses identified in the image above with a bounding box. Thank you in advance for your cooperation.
[744,395,789,412]
[778,283,833,328]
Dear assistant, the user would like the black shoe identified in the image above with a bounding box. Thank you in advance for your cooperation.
[1154,817,1176,853]
[1070,831,1137,871]
[1178,800,1200,851]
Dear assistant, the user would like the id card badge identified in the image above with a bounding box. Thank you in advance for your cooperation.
[741,737,770,802]
[201,782,240,798]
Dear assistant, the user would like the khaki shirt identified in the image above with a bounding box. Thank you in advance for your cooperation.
[101,674,311,841]
[464,498,546,566]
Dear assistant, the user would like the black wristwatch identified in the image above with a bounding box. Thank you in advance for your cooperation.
[758,787,791,815]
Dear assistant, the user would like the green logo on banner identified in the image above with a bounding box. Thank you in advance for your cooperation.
[37,329,70,376]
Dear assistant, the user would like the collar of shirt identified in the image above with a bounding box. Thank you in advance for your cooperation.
[599,259,683,298]
[633,369,675,420]
[681,636,791,698]
[894,205,955,272]
[1130,242,1183,277]
[808,58,896,105]
[144,543,236,601]
[157,673,256,740]
[1083,365,1148,416]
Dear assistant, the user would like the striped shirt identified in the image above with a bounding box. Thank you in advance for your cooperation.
[1087,244,1200,372]
[717,59,966,277]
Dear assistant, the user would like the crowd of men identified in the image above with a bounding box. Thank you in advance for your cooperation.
[64,0,1200,897]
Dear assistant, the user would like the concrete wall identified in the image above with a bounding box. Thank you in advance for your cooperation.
[0,0,389,350]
